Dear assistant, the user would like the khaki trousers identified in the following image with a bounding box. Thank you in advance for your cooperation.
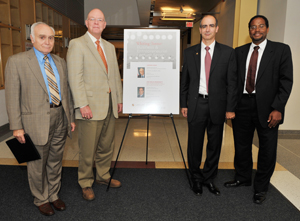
[78,96,115,188]
[27,105,67,206]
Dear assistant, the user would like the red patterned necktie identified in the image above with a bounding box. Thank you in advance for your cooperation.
[246,46,260,94]
[205,46,211,93]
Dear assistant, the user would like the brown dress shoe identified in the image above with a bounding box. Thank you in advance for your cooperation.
[96,178,122,188]
[51,198,66,211]
[82,187,95,201]
[38,202,55,216]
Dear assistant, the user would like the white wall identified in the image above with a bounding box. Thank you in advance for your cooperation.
[0,90,8,126]
[258,0,300,130]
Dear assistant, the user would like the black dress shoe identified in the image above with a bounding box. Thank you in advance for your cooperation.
[192,182,203,196]
[224,180,251,188]
[204,183,220,196]
[253,192,267,204]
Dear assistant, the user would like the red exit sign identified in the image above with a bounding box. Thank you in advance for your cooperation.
[186,22,193,27]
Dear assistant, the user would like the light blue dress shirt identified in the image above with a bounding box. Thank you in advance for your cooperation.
[33,47,61,104]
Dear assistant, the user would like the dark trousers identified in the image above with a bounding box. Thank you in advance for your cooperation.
[188,97,224,184]
[232,95,278,192]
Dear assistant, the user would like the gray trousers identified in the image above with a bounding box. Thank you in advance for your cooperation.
[27,105,67,206]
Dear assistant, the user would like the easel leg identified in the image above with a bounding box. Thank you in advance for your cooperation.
[146,114,150,165]
[170,114,192,188]
[106,114,132,191]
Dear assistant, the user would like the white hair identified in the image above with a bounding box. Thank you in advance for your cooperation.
[30,22,55,41]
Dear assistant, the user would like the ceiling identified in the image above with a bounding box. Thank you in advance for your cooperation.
[101,0,222,40]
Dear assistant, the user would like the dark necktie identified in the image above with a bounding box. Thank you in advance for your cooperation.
[44,55,60,105]
[205,46,211,93]
[246,46,260,94]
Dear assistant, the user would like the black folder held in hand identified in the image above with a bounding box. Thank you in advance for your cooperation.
[6,134,41,164]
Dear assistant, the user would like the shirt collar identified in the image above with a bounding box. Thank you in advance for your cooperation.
[87,31,102,44]
[250,39,267,50]
[33,47,51,63]
[201,40,215,51]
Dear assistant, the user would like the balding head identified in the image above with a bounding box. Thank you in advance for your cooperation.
[85,8,106,39]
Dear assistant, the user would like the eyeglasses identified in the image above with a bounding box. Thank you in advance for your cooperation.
[250,24,266,30]
[200,24,216,29]
[88,18,105,22]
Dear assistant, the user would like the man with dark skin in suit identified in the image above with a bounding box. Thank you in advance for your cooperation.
[224,15,293,204]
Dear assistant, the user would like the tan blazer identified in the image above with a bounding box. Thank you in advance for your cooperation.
[67,32,123,120]
[5,49,74,145]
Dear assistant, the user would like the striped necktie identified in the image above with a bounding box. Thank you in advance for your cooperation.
[44,55,60,105]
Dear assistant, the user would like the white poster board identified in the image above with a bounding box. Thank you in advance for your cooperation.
[123,29,180,114]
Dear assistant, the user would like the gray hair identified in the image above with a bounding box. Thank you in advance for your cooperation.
[31,22,55,41]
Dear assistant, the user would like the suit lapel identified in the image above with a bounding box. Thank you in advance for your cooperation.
[84,33,107,74]
[240,44,251,84]
[256,40,273,83]
[210,42,221,75]
[193,44,201,80]
[52,55,65,100]
[102,40,110,74]
[27,49,48,94]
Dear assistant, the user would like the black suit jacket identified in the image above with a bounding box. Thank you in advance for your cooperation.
[180,42,237,124]
[235,40,293,128]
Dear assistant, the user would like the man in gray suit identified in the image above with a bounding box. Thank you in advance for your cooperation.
[5,22,75,216]
[67,8,123,201]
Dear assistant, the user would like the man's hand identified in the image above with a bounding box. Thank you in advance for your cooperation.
[71,122,76,132]
[80,106,93,119]
[226,112,235,120]
[13,129,25,144]
[267,110,282,128]
[181,108,188,118]
[118,103,123,113]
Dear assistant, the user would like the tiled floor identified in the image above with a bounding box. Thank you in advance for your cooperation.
[0,116,299,210]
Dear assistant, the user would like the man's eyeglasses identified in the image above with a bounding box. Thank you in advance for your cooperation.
[88,18,104,22]
[250,24,266,30]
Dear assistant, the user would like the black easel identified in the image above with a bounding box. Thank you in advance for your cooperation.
[106,113,192,191]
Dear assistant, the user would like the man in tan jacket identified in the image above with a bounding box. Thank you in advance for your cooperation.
[67,8,123,201]
[5,22,75,216]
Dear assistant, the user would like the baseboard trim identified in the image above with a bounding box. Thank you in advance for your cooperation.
[278,130,300,135]
[0,123,9,134]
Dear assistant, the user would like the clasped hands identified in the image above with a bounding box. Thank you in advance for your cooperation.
[80,104,123,119]
[181,108,235,120]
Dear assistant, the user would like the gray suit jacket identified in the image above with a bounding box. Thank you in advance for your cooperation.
[67,32,123,120]
[5,49,74,145]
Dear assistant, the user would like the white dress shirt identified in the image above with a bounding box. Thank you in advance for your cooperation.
[87,31,107,60]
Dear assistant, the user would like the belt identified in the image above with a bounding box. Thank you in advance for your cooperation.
[199,93,208,99]
[243,93,256,98]
[50,102,62,108]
